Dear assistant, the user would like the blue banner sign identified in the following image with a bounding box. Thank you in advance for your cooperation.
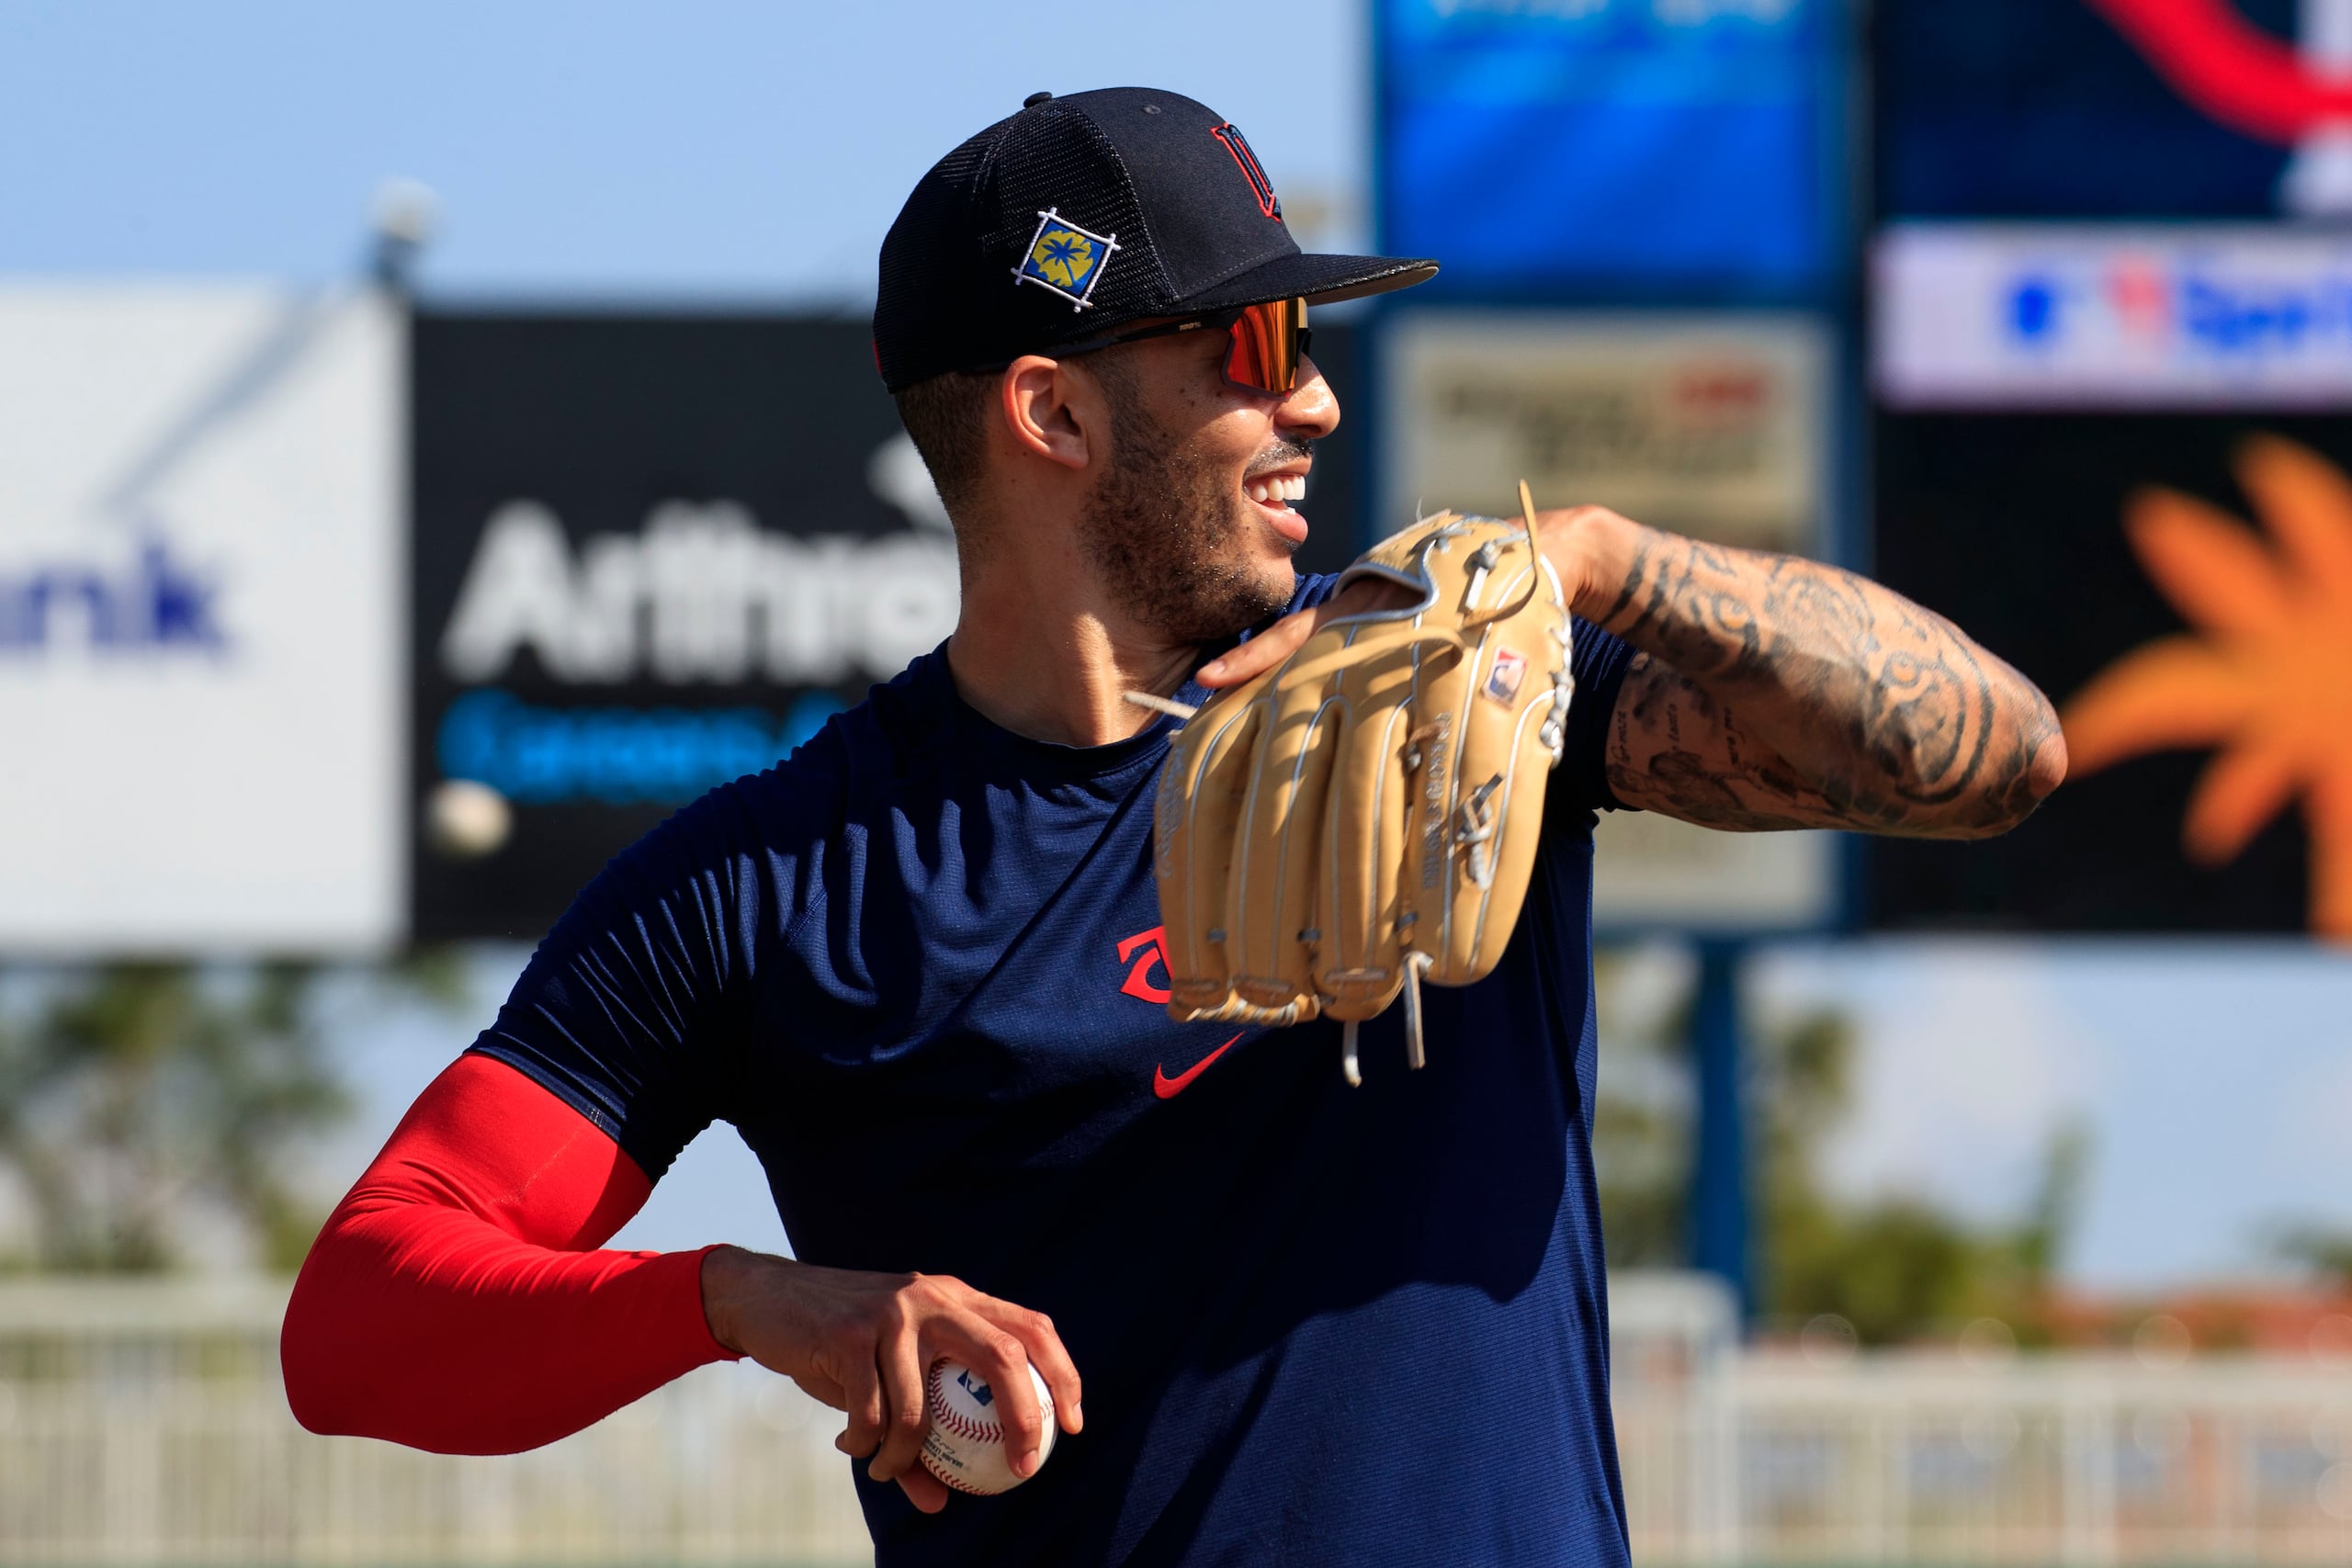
[1376,0,1836,293]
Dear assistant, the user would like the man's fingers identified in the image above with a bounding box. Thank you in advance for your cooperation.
[1197,580,1422,690]
[944,1324,1046,1478]
[868,1322,931,1483]
[981,1301,1083,1435]
[792,1371,849,1411]
[835,1351,885,1461]
[897,1465,951,1514]
[1197,605,1320,689]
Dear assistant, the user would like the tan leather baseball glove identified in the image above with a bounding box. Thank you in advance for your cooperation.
[1143,485,1576,1085]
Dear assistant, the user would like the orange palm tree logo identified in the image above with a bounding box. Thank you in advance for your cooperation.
[2063,435,2352,942]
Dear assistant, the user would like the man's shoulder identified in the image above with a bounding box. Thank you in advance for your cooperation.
[718,718,856,838]
[717,685,900,840]
[703,650,965,846]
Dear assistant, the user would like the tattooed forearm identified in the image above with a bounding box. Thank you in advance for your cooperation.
[1555,512,2066,839]
[1604,659,1848,830]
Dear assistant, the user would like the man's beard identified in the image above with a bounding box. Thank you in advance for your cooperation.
[1079,378,1301,646]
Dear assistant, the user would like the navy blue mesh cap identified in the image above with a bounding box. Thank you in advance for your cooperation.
[873,86,1438,392]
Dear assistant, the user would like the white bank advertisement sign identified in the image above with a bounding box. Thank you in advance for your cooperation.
[0,286,402,952]
[1384,310,1841,932]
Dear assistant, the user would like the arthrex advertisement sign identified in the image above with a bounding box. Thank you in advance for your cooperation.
[411,314,965,941]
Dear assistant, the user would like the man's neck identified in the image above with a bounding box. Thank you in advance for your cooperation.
[944,552,1203,750]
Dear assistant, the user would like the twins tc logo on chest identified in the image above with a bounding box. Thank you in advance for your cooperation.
[1116,923,1241,1099]
[1117,924,1173,1004]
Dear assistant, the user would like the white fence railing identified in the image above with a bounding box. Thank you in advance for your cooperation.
[1623,1356,2352,1567]
[3,1276,2349,1565]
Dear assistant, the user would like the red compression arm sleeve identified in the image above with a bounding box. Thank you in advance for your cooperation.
[281,1054,738,1454]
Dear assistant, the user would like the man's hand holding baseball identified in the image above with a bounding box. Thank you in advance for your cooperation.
[700,1247,1082,1514]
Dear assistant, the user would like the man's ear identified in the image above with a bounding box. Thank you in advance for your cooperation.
[1001,355,1098,472]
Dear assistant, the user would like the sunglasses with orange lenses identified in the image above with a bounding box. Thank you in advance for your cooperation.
[1050,297,1314,396]
[1212,297,1312,395]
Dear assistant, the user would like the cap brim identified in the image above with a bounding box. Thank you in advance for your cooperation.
[1178,251,1439,313]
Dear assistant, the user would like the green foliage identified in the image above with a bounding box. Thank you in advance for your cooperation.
[2266,1221,2352,1287]
[1593,951,2091,1345]
[1592,1090,1687,1269]
[1591,953,1689,1269]
[1755,1006,2089,1342]
[1770,1194,1996,1344]
[0,962,352,1273]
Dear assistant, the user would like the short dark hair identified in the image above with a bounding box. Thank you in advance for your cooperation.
[892,368,997,519]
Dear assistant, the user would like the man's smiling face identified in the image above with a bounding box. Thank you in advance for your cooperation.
[1077,322,1341,645]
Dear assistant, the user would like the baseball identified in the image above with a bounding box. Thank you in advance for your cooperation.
[918,1359,1055,1495]
[425,778,513,859]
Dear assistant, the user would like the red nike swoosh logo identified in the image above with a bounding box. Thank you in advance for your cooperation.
[1153,1034,1244,1100]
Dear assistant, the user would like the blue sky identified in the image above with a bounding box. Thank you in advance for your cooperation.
[0,0,1367,299]
[1757,940,2352,1290]
[13,0,2352,1294]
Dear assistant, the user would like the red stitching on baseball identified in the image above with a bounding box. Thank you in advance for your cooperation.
[933,1465,993,1495]
[942,1405,996,1442]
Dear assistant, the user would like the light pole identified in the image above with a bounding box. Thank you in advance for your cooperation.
[369,177,440,298]
[1686,937,1755,1323]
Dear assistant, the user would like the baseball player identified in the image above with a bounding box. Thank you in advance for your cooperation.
[283,87,2064,1567]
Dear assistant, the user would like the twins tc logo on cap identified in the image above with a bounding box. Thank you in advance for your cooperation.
[1013,208,1122,310]
[1211,122,1281,220]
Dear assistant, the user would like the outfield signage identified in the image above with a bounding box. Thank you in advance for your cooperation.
[0,285,403,953]
[411,315,960,941]
[1383,310,1843,932]
[1376,0,1838,292]
[1875,0,2324,222]
[1877,225,2352,408]
[1871,408,2349,938]
[438,499,957,687]
[426,500,955,811]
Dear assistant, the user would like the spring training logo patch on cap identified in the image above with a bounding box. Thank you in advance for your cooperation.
[1013,208,1121,310]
